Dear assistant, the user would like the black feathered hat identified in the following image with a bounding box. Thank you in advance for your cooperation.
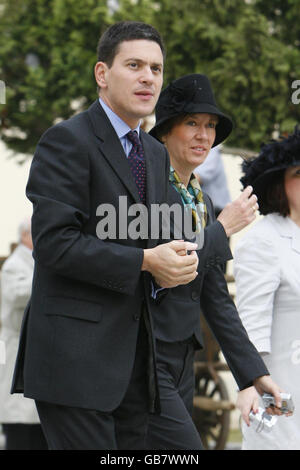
[240,126,300,213]
[149,74,233,147]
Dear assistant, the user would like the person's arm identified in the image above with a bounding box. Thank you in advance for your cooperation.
[234,235,280,355]
[1,261,32,310]
[200,267,288,422]
[217,186,259,237]
[233,234,283,424]
[198,194,232,269]
[200,265,269,391]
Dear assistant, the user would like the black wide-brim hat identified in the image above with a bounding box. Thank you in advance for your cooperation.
[149,74,233,147]
[240,126,300,211]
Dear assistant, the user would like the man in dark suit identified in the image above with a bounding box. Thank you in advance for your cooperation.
[11,22,199,450]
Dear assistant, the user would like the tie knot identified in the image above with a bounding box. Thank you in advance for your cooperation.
[127,130,141,147]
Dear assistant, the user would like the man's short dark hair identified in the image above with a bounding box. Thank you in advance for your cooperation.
[97,21,165,67]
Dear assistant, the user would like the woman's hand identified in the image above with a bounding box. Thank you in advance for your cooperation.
[253,375,294,416]
[238,377,293,426]
[217,186,259,236]
[236,386,260,426]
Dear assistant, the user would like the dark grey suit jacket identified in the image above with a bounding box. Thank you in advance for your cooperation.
[11,100,170,412]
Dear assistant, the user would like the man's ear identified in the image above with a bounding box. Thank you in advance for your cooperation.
[94,62,108,90]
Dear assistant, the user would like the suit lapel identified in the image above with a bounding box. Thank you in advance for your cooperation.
[88,101,170,247]
[87,100,141,204]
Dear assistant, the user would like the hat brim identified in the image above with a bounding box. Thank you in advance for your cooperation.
[242,162,300,215]
[250,162,300,203]
[149,103,233,147]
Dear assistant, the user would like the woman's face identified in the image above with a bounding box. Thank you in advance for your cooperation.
[162,113,218,175]
[284,165,300,216]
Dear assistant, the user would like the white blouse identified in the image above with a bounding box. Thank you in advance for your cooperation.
[234,214,300,450]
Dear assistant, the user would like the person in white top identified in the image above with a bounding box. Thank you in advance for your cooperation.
[234,127,300,450]
[0,218,47,449]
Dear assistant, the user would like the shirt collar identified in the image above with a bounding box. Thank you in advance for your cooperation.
[99,98,141,139]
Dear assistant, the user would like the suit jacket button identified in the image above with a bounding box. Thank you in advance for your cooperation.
[133,314,140,321]
[191,291,199,301]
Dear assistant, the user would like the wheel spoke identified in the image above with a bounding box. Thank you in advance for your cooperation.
[209,384,218,398]
[193,373,231,450]
[207,428,220,442]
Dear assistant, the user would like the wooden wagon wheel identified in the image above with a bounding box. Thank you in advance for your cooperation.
[192,371,232,450]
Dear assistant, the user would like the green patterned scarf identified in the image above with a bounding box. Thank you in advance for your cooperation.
[169,165,207,232]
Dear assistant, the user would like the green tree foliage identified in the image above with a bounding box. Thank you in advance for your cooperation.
[147,0,300,149]
[208,7,299,148]
[0,0,300,156]
[255,0,300,46]
[0,0,110,154]
[149,0,248,83]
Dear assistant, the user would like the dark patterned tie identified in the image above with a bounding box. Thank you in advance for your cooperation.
[126,130,146,205]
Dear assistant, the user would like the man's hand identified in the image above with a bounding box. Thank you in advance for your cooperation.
[142,240,199,288]
[217,186,259,237]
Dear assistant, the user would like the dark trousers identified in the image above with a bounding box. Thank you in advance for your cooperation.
[146,339,203,450]
[36,314,154,450]
[2,423,48,450]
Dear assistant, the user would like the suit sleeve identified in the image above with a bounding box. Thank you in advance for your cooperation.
[200,265,269,390]
[197,194,232,272]
[26,123,144,295]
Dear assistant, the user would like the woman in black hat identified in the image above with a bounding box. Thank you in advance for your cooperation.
[234,128,300,450]
[147,74,286,450]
